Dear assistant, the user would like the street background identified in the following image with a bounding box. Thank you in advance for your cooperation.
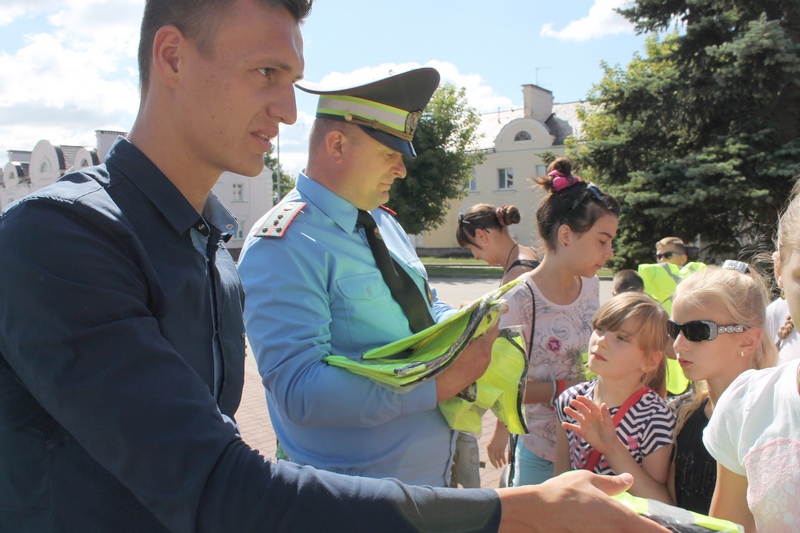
[235,276,613,488]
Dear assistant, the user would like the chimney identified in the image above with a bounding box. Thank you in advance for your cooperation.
[95,130,128,161]
[522,84,554,122]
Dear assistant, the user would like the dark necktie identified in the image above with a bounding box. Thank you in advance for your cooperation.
[357,209,435,333]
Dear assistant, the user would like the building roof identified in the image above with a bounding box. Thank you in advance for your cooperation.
[59,145,83,170]
[475,101,588,151]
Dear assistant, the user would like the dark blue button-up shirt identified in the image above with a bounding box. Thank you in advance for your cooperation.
[0,138,501,532]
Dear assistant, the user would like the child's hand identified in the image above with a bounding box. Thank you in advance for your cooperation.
[562,396,618,454]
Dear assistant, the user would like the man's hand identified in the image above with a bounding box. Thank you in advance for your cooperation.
[495,470,671,533]
[434,321,501,403]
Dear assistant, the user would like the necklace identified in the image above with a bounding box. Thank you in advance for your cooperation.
[503,243,519,273]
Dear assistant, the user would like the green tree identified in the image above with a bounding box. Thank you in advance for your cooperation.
[264,148,295,203]
[386,83,485,235]
[572,0,800,268]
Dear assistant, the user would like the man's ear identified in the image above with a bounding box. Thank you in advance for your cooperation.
[325,128,347,163]
[151,25,184,90]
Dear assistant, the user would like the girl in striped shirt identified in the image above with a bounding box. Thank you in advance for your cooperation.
[555,292,675,503]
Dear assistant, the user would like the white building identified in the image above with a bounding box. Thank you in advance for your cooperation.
[1,130,273,259]
[419,84,584,253]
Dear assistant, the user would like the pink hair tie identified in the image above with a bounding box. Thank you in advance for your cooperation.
[496,205,508,226]
[551,173,581,192]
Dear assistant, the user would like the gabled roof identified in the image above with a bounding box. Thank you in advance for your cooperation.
[59,145,83,170]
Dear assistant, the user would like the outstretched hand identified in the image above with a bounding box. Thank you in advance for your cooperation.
[495,470,671,532]
[562,395,618,455]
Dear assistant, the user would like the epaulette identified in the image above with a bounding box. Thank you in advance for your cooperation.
[378,204,397,216]
[253,201,306,238]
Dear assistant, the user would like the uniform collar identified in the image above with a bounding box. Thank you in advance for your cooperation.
[296,172,364,233]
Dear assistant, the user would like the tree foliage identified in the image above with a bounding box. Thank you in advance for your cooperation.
[386,83,485,235]
[264,148,295,203]
[572,0,800,268]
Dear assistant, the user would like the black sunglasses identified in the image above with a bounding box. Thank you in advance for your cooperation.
[667,319,748,342]
[655,251,685,261]
[563,183,605,216]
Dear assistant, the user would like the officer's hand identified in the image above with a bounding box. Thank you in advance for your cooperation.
[434,318,502,403]
[494,471,671,533]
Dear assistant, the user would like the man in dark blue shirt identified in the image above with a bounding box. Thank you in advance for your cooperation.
[0,0,670,531]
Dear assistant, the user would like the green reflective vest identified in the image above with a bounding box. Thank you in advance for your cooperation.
[324,279,528,434]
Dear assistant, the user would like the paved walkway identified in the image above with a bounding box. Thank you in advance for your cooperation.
[234,276,612,489]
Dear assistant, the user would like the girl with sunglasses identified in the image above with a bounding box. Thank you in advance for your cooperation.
[486,157,621,486]
[456,204,541,284]
[554,292,674,502]
[667,266,776,518]
[702,193,800,532]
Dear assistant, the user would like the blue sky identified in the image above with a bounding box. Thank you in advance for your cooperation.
[0,0,651,176]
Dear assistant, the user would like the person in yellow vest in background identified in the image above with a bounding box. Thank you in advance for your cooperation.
[638,237,707,396]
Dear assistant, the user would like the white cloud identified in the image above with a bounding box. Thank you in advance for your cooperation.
[0,7,510,183]
[0,0,142,161]
[541,0,634,41]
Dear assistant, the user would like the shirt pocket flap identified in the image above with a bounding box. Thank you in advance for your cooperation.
[337,271,387,301]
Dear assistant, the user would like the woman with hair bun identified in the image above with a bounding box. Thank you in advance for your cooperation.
[487,157,622,486]
[456,203,541,284]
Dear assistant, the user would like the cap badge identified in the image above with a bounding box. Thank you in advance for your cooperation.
[405,111,422,135]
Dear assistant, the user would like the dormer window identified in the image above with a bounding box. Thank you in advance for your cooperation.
[514,131,531,141]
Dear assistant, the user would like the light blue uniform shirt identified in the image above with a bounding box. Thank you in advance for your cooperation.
[238,173,456,486]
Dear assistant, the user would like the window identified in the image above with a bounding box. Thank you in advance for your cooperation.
[497,168,514,190]
[514,131,531,141]
[232,183,244,202]
[235,222,245,240]
[536,165,547,178]
[468,171,477,192]
[39,158,51,174]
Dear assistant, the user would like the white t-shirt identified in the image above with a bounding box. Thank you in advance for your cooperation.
[499,275,599,461]
[766,297,800,364]
[703,359,800,532]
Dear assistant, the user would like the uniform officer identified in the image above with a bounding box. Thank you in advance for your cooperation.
[238,68,499,486]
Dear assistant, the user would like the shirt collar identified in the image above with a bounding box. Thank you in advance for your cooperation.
[105,137,237,240]
[296,172,361,233]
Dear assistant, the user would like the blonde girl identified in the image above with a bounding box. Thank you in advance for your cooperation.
[668,266,776,516]
[554,292,675,502]
[487,157,621,486]
[703,193,800,532]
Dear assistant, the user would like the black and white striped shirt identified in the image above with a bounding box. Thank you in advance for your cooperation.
[556,380,676,474]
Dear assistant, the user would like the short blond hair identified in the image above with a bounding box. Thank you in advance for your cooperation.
[656,237,686,254]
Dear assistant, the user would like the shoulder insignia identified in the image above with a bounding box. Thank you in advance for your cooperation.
[378,204,397,216]
[253,201,307,238]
